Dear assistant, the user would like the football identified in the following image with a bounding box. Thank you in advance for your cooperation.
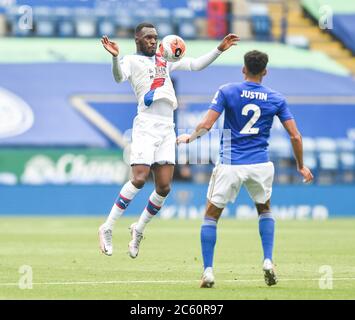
[159,35,186,62]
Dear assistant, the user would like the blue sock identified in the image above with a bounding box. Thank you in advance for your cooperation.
[259,213,275,261]
[200,217,217,269]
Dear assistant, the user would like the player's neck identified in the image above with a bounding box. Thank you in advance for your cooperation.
[136,49,155,57]
[245,76,262,84]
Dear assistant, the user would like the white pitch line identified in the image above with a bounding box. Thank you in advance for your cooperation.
[1,278,355,287]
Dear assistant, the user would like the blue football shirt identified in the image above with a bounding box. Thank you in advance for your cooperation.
[209,81,294,165]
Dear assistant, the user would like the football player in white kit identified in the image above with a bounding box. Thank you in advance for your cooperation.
[98,22,239,258]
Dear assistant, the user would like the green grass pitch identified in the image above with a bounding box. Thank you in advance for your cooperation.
[0,217,354,300]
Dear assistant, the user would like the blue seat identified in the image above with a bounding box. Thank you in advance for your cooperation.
[95,7,116,37]
[173,8,197,39]
[74,7,97,38]
[251,15,272,41]
[250,4,272,41]
[55,7,75,37]
[33,6,56,37]
[318,152,339,170]
[153,9,173,38]
[115,9,135,36]
[340,152,355,170]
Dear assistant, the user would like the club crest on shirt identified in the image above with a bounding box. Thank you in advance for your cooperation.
[153,66,168,80]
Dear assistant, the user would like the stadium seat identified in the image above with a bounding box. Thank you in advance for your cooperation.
[55,7,75,37]
[153,8,174,38]
[133,8,149,25]
[302,137,317,152]
[191,164,213,184]
[336,138,354,152]
[304,154,318,170]
[173,7,197,39]
[269,136,292,157]
[285,35,310,49]
[74,7,97,38]
[316,138,339,180]
[290,136,317,179]
[319,152,338,170]
[95,7,116,37]
[250,4,272,41]
[33,6,56,37]
[315,137,337,152]
[115,9,135,36]
[340,152,355,169]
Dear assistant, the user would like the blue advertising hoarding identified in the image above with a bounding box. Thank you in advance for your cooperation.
[0,183,354,218]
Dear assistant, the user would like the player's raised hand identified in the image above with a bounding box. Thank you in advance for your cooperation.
[298,166,314,184]
[217,34,240,52]
[101,35,119,57]
[176,134,191,145]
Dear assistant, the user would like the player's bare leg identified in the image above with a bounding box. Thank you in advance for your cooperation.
[99,165,150,256]
[200,201,224,288]
[129,164,174,258]
[256,200,278,286]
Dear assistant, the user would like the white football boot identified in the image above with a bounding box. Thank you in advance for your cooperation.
[263,259,278,286]
[128,222,143,259]
[98,224,113,256]
[200,267,215,288]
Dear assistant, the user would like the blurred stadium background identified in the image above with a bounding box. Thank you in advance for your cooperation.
[0,0,355,220]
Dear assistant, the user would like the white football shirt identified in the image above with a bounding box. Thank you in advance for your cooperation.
[112,48,222,119]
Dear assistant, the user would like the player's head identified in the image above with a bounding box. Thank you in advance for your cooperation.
[135,22,158,57]
[243,50,268,81]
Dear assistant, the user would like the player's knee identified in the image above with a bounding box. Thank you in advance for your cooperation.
[156,184,170,197]
[256,200,271,214]
[205,201,224,221]
[132,176,148,189]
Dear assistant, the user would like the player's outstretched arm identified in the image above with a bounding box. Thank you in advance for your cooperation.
[101,35,119,57]
[170,34,240,72]
[282,119,314,183]
[101,35,128,83]
[217,33,240,52]
[177,109,221,144]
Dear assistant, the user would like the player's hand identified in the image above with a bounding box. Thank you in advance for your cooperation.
[101,35,119,57]
[298,166,314,184]
[176,134,191,145]
[217,34,240,52]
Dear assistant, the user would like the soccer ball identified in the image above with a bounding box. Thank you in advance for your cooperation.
[159,35,186,62]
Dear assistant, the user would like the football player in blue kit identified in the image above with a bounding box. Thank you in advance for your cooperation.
[177,50,314,288]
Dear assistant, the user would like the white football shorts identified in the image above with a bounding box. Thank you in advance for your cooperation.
[130,113,176,166]
[207,162,274,208]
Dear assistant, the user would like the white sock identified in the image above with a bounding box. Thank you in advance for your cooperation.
[204,267,213,274]
[135,190,167,233]
[104,180,140,229]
